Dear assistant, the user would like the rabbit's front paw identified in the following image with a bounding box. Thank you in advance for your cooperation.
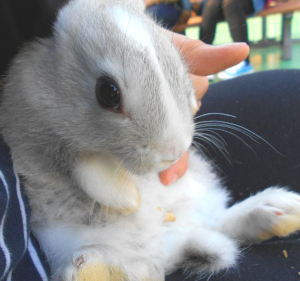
[256,188,300,240]
[103,183,141,216]
[220,188,300,244]
[75,155,141,216]
[61,245,164,281]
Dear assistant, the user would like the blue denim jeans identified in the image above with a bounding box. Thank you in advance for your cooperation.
[146,3,181,29]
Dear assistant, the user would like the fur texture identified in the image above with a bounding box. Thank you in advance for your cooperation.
[1,0,300,280]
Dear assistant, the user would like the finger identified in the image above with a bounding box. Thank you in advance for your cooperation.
[186,43,250,76]
[167,31,250,76]
[190,74,208,105]
[159,152,189,186]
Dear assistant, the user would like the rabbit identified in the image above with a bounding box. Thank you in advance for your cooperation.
[1,0,300,280]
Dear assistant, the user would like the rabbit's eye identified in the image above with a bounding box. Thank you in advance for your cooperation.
[96,78,121,112]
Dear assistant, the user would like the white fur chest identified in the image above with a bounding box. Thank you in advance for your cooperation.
[90,152,230,272]
[122,152,229,231]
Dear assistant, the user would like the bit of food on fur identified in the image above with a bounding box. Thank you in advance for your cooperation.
[164,211,176,222]
[283,250,288,258]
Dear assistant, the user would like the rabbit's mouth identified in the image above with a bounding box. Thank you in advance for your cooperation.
[118,152,184,175]
[158,158,181,171]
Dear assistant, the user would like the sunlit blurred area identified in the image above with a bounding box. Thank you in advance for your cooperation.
[185,11,300,73]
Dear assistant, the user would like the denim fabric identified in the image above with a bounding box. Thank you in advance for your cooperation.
[167,69,300,281]
[146,3,181,29]
[251,0,268,13]
[181,0,192,11]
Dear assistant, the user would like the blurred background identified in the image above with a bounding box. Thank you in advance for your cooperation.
[146,0,300,82]
[186,11,300,74]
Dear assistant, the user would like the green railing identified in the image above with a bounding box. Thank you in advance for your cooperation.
[186,11,300,44]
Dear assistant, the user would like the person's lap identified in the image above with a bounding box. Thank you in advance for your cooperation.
[146,4,181,29]
[167,69,300,280]
[198,69,300,198]
[2,69,300,280]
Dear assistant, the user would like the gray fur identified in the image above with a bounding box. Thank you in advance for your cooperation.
[0,0,194,226]
[1,0,300,280]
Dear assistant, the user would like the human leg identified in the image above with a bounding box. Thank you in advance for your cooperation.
[198,69,300,199]
[223,0,254,44]
[199,0,224,44]
[217,0,254,80]
[222,0,254,64]
[167,69,300,280]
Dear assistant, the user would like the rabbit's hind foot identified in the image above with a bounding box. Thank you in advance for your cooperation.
[76,261,126,281]
[61,245,164,281]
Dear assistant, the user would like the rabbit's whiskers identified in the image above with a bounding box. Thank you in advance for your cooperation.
[193,114,283,163]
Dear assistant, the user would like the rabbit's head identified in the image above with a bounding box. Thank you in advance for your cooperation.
[0,0,197,177]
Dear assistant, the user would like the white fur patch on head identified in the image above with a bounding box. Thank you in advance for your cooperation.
[109,5,193,160]
[110,6,151,48]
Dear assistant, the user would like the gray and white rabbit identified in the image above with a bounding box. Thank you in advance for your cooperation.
[1,0,300,280]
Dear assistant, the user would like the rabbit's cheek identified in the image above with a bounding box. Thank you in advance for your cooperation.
[74,154,141,214]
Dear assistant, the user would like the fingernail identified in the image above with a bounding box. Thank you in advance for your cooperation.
[233,42,248,48]
[217,42,247,48]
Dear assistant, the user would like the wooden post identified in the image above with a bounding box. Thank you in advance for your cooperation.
[262,17,267,43]
[281,12,293,60]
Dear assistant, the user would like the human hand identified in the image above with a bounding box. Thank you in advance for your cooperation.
[159,32,250,185]
[144,0,160,8]
[178,10,192,24]
[192,0,205,12]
